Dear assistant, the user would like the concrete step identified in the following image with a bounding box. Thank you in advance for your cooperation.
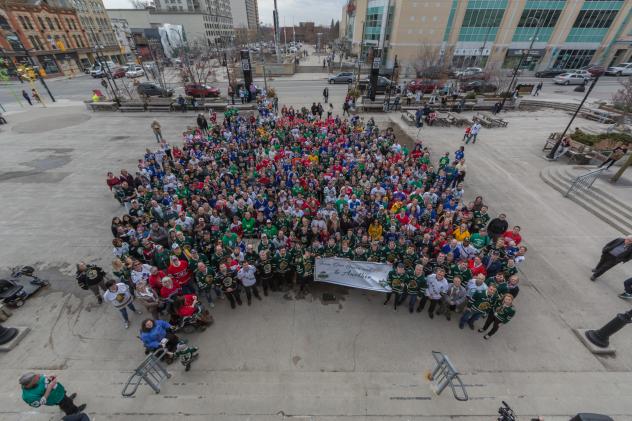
[558,168,632,216]
[539,167,632,234]
[543,168,632,233]
[3,368,632,419]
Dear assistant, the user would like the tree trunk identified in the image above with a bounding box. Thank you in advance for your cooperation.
[610,152,632,183]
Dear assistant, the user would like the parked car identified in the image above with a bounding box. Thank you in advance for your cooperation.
[126,65,145,78]
[570,69,594,81]
[579,64,605,77]
[462,80,498,93]
[408,79,440,94]
[185,83,221,97]
[328,72,354,84]
[605,62,632,76]
[90,61,116,78]
[359,76,394,94]
[553,73,587,85]
[111,67,127,78]
[534,68,567,78]
[137,82,174,97]
[454,67,483,79]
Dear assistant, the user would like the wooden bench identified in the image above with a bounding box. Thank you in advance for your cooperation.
[446,112,472,127]
[85,101,119,112]
[360,103,384,112]
[119,101,146,112]
[146,98,174,112]
[476,112,508,128]
[203,102,228,112]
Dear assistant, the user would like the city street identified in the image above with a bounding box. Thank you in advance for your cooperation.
[0,68,628,114]
[1,97,632,419]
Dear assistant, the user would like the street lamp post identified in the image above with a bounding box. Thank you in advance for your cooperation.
[546,74,601,159]
[499,17,541,112]
[585,308,632,348]
[23,49,55,102]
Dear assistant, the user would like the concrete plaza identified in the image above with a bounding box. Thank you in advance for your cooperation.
[0,102,631,420]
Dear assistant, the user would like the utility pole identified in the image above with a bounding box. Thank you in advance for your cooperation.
[546,74,601,159]
[476,26,493,69]
[273,0,281,63]
[499,17,541,112]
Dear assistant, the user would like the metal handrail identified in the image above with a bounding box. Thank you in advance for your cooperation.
[564,167,607,197]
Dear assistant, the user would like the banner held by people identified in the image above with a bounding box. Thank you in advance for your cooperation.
[315,257,392,292]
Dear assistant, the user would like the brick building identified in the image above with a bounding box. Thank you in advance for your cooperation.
[0,0,91,77]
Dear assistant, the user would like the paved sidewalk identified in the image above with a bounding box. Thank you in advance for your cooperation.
[0,106,631,419]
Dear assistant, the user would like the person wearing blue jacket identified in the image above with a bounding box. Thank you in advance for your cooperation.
[140,319,178,352]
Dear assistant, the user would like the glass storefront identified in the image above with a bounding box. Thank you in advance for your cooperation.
[553,49,596,69]
[38,55,61,74]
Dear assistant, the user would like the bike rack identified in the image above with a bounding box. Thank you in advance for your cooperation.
[122,349,172,397]
[428,351,468,401]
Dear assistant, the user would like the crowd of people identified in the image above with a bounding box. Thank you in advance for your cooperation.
[87,96,526,353]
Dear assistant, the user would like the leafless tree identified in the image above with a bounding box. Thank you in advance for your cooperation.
[410,45,449,79]
[177,38,221,86]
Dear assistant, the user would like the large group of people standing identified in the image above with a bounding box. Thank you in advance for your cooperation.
[85,96,526,350]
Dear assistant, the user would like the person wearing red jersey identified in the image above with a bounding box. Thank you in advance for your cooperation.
[167,255,193,294]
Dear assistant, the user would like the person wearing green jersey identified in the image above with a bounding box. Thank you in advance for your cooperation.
[242,211,256,238]
[459,284,497,330]
[295,250,315,293]
[405,264,424,313]
[383,263,407,310]
[257,250,275,294]
[19,372,85,415]
[273,247,293,290]
[194,261,217,307]
[469,227,491,249]
[478,293,515,339]
[366,242,383,262]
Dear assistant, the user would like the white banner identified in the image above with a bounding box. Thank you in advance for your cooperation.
[314,257,392,292]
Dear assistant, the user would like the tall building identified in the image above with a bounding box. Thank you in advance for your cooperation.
[150,0,234,44]
[340,0,632,73]
[230,0,258,30]
[110,17,135,62]
[70,0,122,63]
[0,0,92,77]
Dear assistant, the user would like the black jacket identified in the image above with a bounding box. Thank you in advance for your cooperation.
[487,218,508,236]
[76,265,106,289]
[603,238,632,263]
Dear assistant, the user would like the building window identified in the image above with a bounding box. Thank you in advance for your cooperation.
[46,17,54,30]
[572,9,618,28]
[461,8,504,28]
[38,16,46,30]
[55,18,61,29]
[554,49,596,69]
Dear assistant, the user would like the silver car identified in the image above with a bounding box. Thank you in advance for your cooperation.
[553,73,587,85]
[328,72,354,84]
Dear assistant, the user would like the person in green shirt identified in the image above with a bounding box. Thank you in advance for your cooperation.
[221,231,238,249]
[383,263,408,310]
[478,293,516,339]
[19,372,85,415]
[242,212,256,238]
[261,219,278,239]
[323,238,338,258]
[459,285,497,330]
[469,227,491,249]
